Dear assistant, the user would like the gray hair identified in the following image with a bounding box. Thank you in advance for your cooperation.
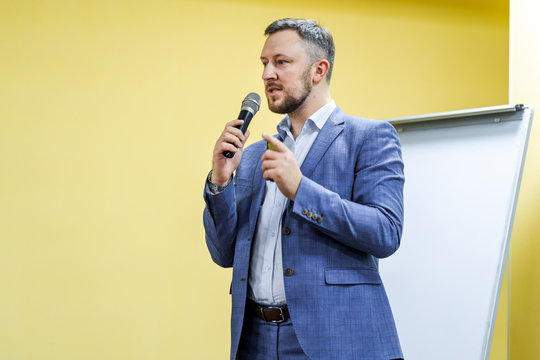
[264,18,335,83]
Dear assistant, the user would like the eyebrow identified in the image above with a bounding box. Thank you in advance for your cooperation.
[260,53,289,61]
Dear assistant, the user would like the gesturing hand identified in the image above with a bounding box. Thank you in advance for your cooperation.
[261,133,302,201]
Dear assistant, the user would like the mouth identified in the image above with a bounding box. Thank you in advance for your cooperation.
[266,84,283,97]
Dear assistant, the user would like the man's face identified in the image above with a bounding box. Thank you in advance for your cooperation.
[260,30,313,114]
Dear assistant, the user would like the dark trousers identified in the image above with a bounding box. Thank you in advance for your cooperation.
[237,309,310,360]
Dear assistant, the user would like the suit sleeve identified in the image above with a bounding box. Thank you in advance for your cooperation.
[291,121,404,258]
[202,181,238,267]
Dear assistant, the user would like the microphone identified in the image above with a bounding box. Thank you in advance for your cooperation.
[223,92,261,158]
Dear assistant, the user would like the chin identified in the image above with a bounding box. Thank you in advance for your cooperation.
[269,105,287,114]
[267,99,285,114]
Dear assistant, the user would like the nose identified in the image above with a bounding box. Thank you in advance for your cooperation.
[262,63,277,81]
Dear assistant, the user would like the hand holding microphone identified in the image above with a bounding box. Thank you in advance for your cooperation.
[223,93,261,158]
[211,93,261,187]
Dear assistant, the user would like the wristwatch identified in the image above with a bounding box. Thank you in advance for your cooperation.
[207,170,232,193]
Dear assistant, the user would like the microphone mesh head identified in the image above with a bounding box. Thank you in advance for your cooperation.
[241,92,261,114]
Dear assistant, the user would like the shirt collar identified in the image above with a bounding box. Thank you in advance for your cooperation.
[276,99,336,138]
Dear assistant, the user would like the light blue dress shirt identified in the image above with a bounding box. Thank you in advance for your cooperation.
[248,100,337,305]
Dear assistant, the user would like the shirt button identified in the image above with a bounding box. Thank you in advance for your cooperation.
[284,268,294,276]
[282,227,291,235]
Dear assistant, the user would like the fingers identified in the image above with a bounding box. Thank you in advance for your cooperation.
[261,150,293,181]
[216,120,247,153]
[225,120,246,143]
[211,120,249,186]
[261,143,293,163]
[261,153,302,200]
[220,132,244,152]
[259,133,301,200]
[261,161,279,182]
[261,158,279,173]
[225,119,246,137]
[262,132,287,152]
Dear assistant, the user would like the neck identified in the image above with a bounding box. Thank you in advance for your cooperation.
[288,88,331,139]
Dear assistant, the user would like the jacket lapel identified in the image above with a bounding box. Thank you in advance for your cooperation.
[300,107,345,179]
[247,111,344,229]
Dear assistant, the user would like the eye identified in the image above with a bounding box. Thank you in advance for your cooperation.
[277,60,288,65]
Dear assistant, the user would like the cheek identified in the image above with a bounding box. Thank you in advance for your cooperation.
[284,74,304,91]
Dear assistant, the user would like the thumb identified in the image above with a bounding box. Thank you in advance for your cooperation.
[262,132,285,152]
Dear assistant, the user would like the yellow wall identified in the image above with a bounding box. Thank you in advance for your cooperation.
[510,0,540,358]
[0,0,510,359]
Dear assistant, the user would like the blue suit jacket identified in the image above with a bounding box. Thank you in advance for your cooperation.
[203,107,405,360]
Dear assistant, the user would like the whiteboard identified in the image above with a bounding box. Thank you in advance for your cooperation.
[380,105,533,360]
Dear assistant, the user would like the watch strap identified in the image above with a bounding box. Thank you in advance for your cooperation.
[207,170,232,193]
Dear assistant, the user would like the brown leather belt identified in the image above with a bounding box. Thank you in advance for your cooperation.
[247,299,290,323]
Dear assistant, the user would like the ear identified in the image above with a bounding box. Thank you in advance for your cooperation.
[312,59,330,84]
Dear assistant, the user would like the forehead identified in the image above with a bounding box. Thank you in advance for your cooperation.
[260,29,307,59]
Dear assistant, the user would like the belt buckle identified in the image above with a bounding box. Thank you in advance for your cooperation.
[262,306,286,323]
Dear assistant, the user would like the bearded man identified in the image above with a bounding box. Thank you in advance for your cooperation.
[203,18,405,360]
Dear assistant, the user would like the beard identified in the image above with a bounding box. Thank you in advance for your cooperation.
[266,67,313,114]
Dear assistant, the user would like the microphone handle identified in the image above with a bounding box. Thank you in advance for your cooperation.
[223,109,254,158]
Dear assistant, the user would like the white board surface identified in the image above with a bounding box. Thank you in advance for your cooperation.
[380,105,533,360]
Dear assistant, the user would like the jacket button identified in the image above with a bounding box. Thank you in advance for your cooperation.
[317,216,322,224]
[282,226,291,235]
[284,268,294,276]
[307,211,313,218]
[302,209,308,215]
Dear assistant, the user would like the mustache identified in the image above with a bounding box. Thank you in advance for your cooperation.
[265,83,283,91]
